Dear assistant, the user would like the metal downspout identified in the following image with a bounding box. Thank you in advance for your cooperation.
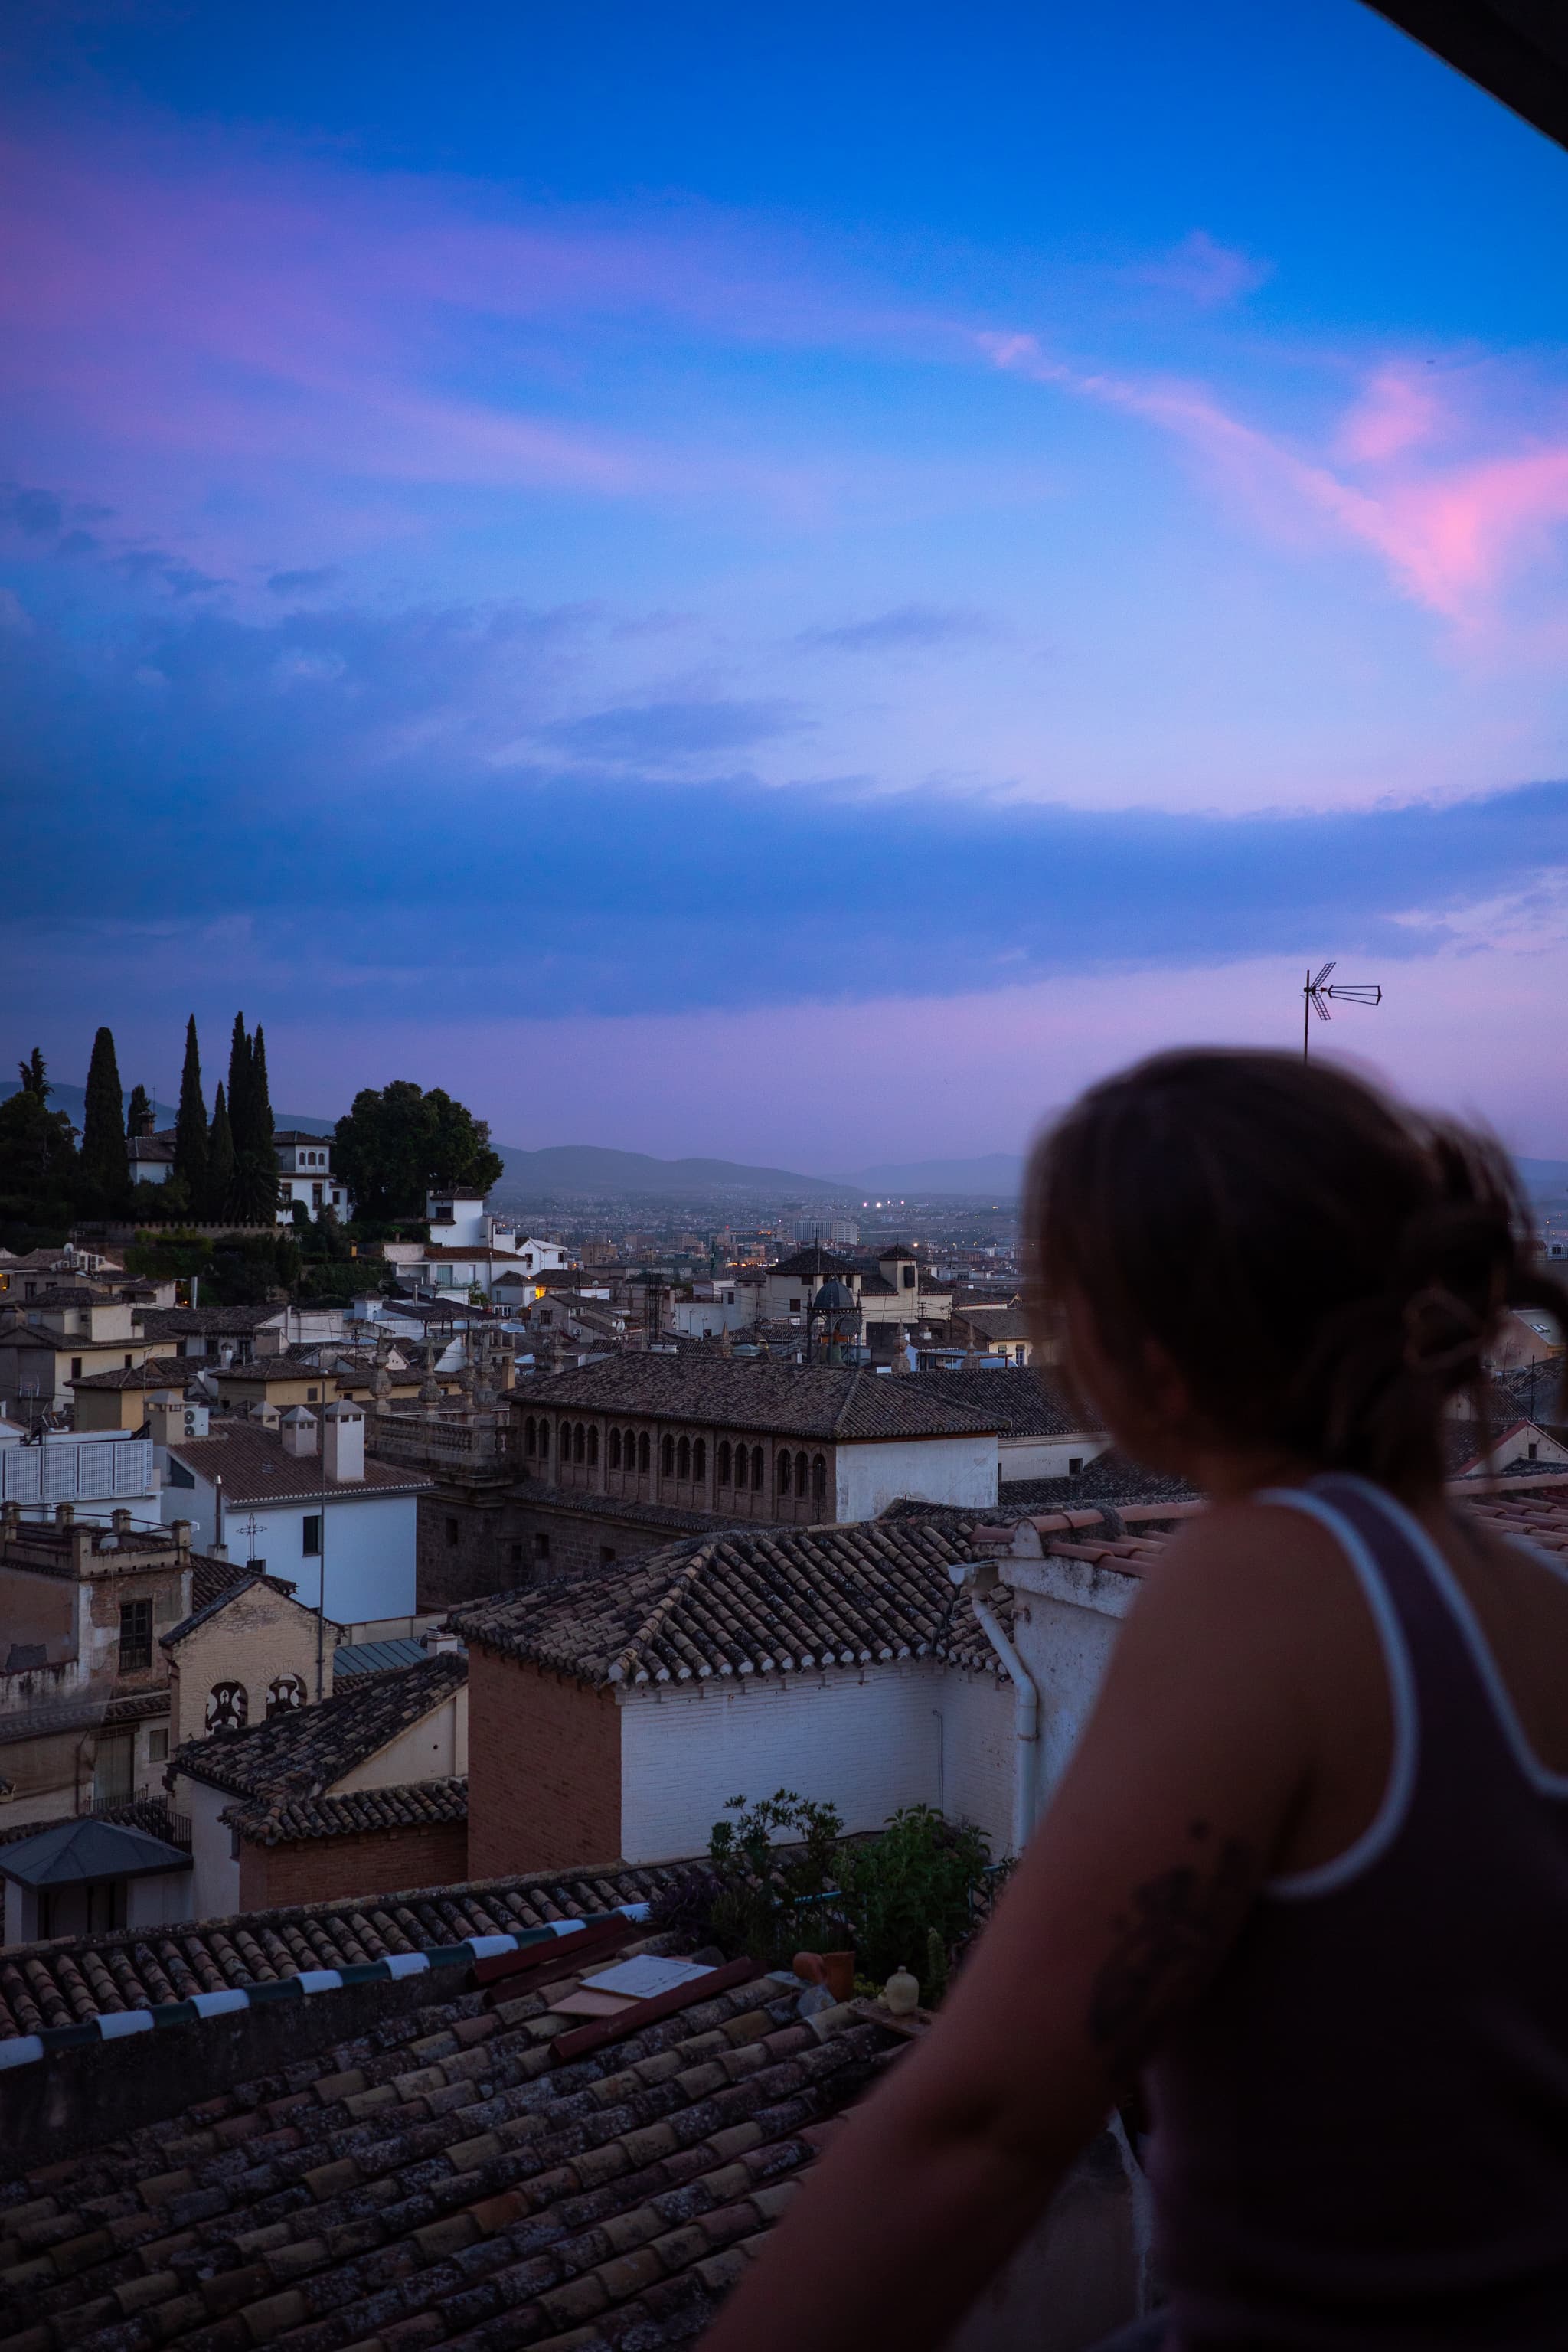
[951,1561,1039,1856]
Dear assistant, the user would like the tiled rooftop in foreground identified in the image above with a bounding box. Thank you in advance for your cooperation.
[0,1924,890,2352]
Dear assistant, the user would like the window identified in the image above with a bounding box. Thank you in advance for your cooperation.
[1529,1441,1540,1460]
[307,1386,318,1402]
[789,1297,801,1313]
[206,1681,248,1733]
[124,1353,132,1368]
[534,1532,551,1560]
[677,1435,691,1479]
[586,1424,599,1466]
[148,1727,169,1764]
[717,1440,732,1485]
[753,1445,766,1489]
[71,1357,83,1380]
[302,1514,322,1556]
[599,1546,617,1566]
[692,1438,706,1481]
[734,1444,748,1491]
[93,1731,135,1807]
[573,1421,585,1464]
[445,1516,459,1546]
[266,1674,305,1717]
[902,1264,916,1289]
[117,1599,152,1674]
[511,1542,524,1565]
[539,1419,550,1456]
[609,1426,622,1470]
[795,1449,808,1497]
[661,1434,675,1477]
[778,1449,792,1494]
[812,1452,825,1502]
[524,1416,537,1456]
[637,1430,650,1473]
[1068,1457,1083,1477]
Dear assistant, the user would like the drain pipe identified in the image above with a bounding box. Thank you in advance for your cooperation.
[951,1559,1039,1856]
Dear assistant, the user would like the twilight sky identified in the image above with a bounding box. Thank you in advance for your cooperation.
[5,1,1568,1169]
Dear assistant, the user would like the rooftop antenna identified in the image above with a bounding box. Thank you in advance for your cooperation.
[1302,961,1382,1061]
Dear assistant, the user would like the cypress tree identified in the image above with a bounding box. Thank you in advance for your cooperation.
[227,1014,253,1156]
[80,1026,129,1201]
[250,1024,275,1155]
[173,1016,207,1203]
[207,1083,235,1217]
[126,1083,152,1136]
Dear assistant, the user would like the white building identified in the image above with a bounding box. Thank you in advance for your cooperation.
[275,1131,352,1223]
[156,1400,430,1628]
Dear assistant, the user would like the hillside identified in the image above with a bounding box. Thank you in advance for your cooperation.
[492,1144,840,1198]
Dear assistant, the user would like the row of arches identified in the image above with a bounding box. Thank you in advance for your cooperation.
[520,1413,828,1508]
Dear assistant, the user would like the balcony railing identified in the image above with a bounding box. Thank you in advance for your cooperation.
[368,1414,513,1472]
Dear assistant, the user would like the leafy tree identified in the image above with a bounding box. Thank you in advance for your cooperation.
[0,1075,78,1224]
[838,1805,995,1994]
[333,1080,503,1221]
[173,1016,207,1203]
[125,1083,152,1135]
[80,1027,129,1204]
[207,1083,235,1217]
[17,1048,48,1099]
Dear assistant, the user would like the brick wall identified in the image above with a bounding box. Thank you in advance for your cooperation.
[168,1585,330,1746]
[416,1484,518,1612]
[237,1818,469,1909]
[466,1648,622,1876]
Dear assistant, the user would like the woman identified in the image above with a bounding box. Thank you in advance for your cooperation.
[702,1050,1568,2350]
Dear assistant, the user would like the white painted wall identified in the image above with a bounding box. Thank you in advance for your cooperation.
[835,1435,998,1523]
[932,1669,1014,1860]
[1005,1555,1142,1817]
[617,1660,1008,1864]
[998,1435,1110,1483]
[159,1477,416,1622]
[176,1772,242,1921]
[335,1686,467,1790]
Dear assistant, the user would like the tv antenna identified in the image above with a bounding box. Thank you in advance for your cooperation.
[1302,962,1382,1060]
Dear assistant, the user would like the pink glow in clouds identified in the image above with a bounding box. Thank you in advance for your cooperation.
[248,927,1568,1173]
[979,330,1568,630]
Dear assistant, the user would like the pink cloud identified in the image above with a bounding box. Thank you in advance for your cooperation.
[1138,229,1272,309]
[976,328,1568,629]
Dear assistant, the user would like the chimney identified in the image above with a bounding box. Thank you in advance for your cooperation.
[279,1406,318,1458]
[0,1500,18,1539]
[54,1502,74,1529]
[111,1508,132,1540]
[322,1400,364,1483]
[171,1518,191,1557]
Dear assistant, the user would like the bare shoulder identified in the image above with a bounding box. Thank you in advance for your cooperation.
[1135,1494,1361,1637]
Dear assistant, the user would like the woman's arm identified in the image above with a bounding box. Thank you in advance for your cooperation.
[699,1505,1328,2352]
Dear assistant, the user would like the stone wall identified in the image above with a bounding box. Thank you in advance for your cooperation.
[466,1650,621,1877]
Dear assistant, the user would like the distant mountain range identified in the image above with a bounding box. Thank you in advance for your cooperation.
[11,1076,1568,1204]
[492,1145,839,1198]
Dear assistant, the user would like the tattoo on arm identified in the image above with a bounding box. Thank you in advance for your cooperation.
[1087,1819,1258,2079]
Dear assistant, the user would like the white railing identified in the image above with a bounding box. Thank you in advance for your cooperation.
[0,1437,156,1505]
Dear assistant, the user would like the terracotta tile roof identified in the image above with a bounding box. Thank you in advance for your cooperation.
[0,1935,888,2351]
[0,1862,714,2034]
[515,1355,1002,1439]
[163,1422,433,1503]
[508,1479,741,1538]
[226,1773,468,1847]
[173,1652,467,1802]
[911,1367,1099,1437]
[449,1517,1013,1687]
[133,1306,289,1340]
[66,1360,191,1391]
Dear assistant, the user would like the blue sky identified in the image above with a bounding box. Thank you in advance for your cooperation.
[4,2,1567,1165]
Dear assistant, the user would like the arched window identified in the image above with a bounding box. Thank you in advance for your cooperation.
[207,1681,247,1733]
[661,1433,675,1477]
[733,1443,747,1490]
[524,1416,537,1457]
[751,1445,765,1489]
[573,1421,585,1464]
[587,1424,599,1466]
[539,1419,550,1457]
[717,1440,732,1485]
[266,1674,305,1717]
[812,1452,826,1502]
[692,1437,706,1481]
[778,1449,792,1494]
[795,1449,808,1498]
[638,1430,650,1473]
[677,1435,691,1479]
[609,1427,622,1470]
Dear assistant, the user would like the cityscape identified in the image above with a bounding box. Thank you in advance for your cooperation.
[2,8,1567,2349]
